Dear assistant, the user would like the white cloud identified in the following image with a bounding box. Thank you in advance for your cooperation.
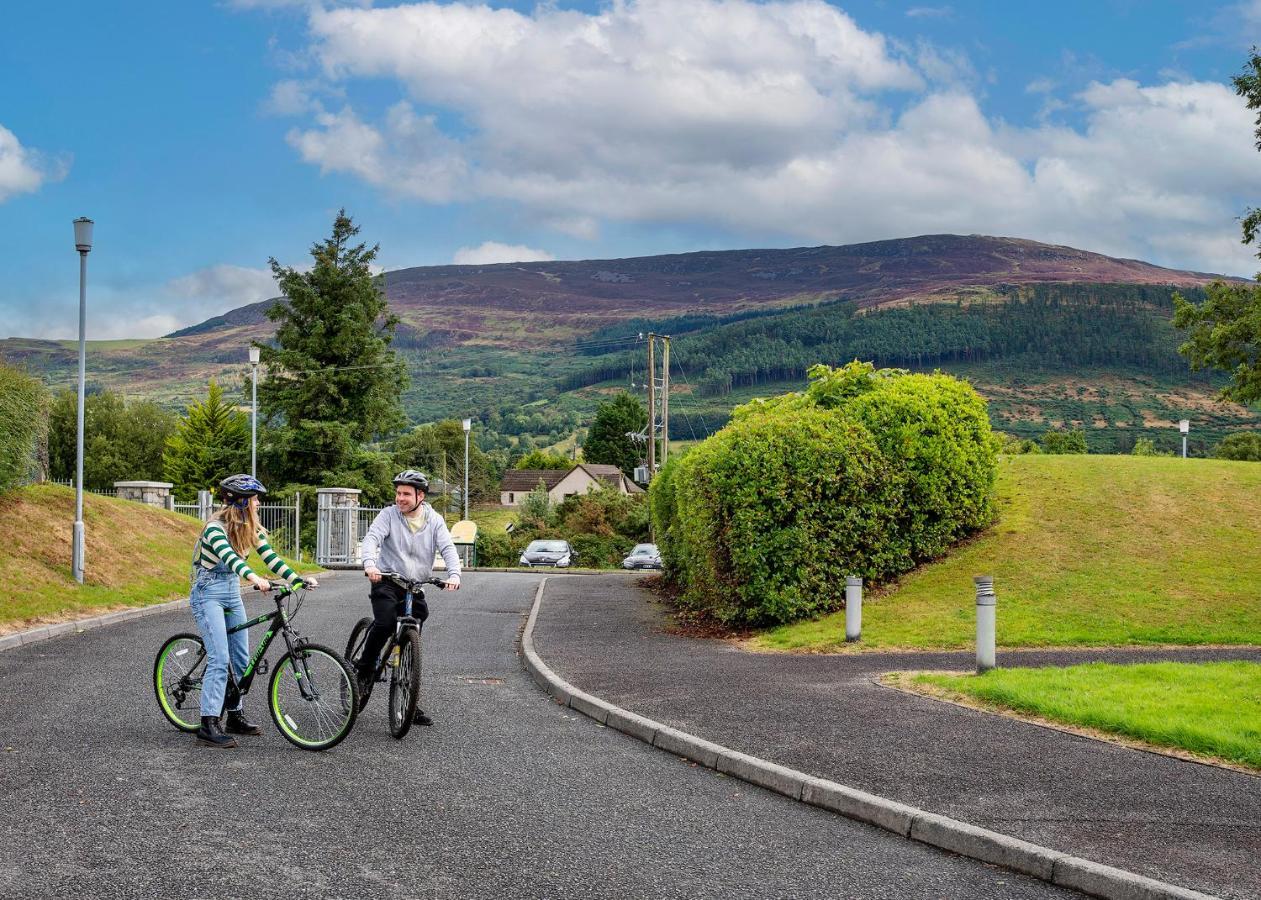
[268,0,1261,276]
[0,124,66,202]
[164,264,278,307]
[453,242,554,265]
[906,6,953,19]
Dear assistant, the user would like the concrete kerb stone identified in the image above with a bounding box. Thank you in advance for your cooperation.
[0,597,190,655]
[521,574,1222,900]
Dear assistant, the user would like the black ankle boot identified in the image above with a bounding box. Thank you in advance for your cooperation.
[196,715,238,748]
[224,709,262,736]
[413,709,433,727]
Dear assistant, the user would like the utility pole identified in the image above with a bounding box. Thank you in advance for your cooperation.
[647,332,656,476]
[661,335,670,466]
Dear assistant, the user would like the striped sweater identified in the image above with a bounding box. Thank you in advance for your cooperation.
[195,521,302,586]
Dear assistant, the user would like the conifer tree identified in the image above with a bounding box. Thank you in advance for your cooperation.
[163,379,249,498]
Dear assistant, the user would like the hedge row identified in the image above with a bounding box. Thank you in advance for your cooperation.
[651,362,998,625]
[0,363,47,493]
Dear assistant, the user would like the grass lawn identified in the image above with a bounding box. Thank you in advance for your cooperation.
[908,662,1261,771]
[755,455,1261,651]
[0,484,319,632]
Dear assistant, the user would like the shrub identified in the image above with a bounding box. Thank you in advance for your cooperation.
[0,363,47,492]
[654,362,997,626]
[569,532,634,568]
[1131,437,1159,456]
[1041,428,1089,454]
[1215,432,1261,461]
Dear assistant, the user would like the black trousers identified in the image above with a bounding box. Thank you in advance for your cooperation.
[358,578,429,676]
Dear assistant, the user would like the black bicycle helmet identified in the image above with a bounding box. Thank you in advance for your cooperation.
[392,469,430,491]
[220,474,267,500]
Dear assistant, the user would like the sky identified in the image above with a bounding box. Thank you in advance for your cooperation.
[1,0,1259,340]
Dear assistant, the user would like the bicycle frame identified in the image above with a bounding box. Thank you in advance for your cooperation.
[365,590,423,681]
[221,587,318,703]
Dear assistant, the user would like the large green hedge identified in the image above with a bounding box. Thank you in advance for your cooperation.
[651,362,997,625]
[0,363,47,493]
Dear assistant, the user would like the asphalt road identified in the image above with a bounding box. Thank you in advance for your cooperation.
[0,572,1072,899]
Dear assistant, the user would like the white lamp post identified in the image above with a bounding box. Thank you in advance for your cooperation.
[462,418,471,520]
[72,217,93,584]
[249,345,261,477]
[1179,419,1190,459]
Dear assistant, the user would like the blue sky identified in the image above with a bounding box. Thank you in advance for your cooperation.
[2,0,1259,339]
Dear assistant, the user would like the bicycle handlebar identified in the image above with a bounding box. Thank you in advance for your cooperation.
[371,571,452,594]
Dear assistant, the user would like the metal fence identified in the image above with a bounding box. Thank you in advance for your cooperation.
[170,489,302,561]
[47,478,115,497]
[316,495,385,568]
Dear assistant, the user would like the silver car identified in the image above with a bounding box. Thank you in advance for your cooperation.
[622,543,662,570]
[519,539,575,568]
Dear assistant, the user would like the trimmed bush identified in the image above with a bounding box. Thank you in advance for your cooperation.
[1216,432,1261,461]
[1041,428,1088,454]
[0,363,47,493]
[652,361,997,626]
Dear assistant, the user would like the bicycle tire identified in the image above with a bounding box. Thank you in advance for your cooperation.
[153,632,207,732]
[344,616,374,668]
[268,642,358,751]
[388,628,422,740]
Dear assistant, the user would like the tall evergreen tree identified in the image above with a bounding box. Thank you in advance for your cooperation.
[583,392,647,477]
[163,379,250,499]
[259,211,408,485]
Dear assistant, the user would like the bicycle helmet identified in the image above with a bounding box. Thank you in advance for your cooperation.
[220,474,267,508]
[392,469,429,492]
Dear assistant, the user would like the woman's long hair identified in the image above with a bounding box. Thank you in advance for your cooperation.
[212,500,263,558]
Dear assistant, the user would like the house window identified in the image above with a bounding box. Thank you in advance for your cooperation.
[508,493,515,503]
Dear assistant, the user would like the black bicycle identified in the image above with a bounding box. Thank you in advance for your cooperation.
[344,573,447,739]
[153,581,359,751]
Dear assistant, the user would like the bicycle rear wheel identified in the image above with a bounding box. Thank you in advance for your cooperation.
[268,643,358,751]
[344,616,374,668]
[388,628,422,740]
[153,633,207,732]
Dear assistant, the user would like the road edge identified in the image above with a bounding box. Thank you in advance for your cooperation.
[519,577,1219,900]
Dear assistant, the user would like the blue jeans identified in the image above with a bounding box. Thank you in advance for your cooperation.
[189,564,249,718]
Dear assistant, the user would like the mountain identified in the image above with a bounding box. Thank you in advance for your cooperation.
[1,234,1250,453]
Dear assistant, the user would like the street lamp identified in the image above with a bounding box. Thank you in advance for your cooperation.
[249,345,261,477]
[1179,419,1190,459]
[462,418,471,520]
[72,217,93,584]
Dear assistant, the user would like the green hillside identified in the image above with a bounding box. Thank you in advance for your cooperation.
[754,455,1261,651]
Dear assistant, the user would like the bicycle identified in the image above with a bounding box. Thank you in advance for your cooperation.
[153,580,359,751]
[344,573,448,740]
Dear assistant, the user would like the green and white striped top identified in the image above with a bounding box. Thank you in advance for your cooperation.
[194,521,302,586]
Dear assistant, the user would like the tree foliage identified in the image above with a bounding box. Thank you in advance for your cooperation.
[513,449,573,470]
[48,389,175,486]
[1235,48,1261,261]
[1216,432,1261,461]
[1041,429,1089,454]
[163,380,250,499]
[1173,281,1261,405]
[0,363,46,491]
[259,210,408,486]
[583,391,647,476]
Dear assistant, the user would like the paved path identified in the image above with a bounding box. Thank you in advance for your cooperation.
[0,573,1070,899]
[532,575,1261,900]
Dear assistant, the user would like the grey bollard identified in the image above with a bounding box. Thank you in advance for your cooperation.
[845,576,862,642]
[975,575,996,673]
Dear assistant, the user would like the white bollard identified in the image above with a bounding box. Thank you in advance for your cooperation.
[975,575,996,673]
[845,576,862,642]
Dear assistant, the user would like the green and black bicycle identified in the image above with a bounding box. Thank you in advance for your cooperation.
[153,581,359,751]
[344,573,447,740]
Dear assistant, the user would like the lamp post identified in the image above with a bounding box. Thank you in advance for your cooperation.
[72,217,93,584]
[249,345,261,477]
[462,418,471,520]
[1179,419,1190,459]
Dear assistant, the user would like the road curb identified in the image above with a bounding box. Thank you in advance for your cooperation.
[0,597,190,653]
[519,577,1218,900]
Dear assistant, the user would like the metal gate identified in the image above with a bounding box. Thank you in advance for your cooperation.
[173,489,302,561]
[315,488,384,568]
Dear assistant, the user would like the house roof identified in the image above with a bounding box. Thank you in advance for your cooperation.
[500,469,567,492]
[577,463,646,494]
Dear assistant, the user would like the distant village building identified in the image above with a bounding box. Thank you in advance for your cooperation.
[499,464,644,507]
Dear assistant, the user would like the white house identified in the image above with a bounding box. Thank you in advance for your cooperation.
[499,464,644,507]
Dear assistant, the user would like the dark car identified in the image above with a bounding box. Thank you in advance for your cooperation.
[622,543,662,570]
[519,539,575,568]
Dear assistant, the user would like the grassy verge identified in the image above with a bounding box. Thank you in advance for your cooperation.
[0,484,319,633]
[906,662,1261,771]
[754,455,1261,651]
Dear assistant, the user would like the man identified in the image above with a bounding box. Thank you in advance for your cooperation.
[358,469,461,726]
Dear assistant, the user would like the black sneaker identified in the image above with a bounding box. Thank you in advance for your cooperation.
[413,709,433,727]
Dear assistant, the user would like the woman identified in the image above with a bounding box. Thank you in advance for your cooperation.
[190,474,317,748]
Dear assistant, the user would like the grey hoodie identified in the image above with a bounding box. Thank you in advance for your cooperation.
[360,502,462,582]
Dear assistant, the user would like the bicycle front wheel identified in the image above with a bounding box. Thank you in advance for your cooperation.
[268,643,358,751]
[154,632,207,732]
[388,628,422,740]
